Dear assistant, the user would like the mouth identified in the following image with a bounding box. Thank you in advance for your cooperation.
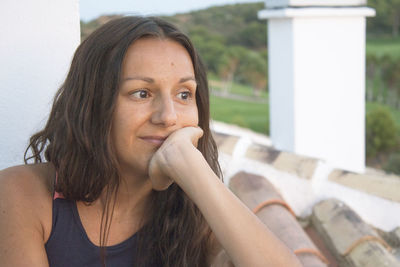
[139,136,167,146]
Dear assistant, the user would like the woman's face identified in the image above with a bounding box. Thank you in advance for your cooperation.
[111,37,199,177]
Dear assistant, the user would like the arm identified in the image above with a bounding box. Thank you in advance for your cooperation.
[210,249,235,267]
[0,167,50,267]
[207,234,235,267]
[149,127,302,267]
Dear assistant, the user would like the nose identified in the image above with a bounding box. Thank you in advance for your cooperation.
[151,95,177,127]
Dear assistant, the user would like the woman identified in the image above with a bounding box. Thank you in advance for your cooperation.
[0,16,301,267]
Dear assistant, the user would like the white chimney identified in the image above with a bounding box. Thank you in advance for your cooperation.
[258,0,375,173]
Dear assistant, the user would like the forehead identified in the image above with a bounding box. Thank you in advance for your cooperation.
[121,37,195,78]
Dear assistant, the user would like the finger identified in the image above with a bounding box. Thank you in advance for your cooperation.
[149,155,174,191]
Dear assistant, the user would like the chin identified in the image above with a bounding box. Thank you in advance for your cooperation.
[116,157,150,178]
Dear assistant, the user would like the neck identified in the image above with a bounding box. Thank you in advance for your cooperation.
[98,171,154,224]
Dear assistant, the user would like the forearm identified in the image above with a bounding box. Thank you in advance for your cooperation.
[174,150,302,267]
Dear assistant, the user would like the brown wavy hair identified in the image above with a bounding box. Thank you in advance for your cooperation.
[24,16,222,266]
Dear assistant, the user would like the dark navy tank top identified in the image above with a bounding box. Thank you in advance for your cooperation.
[45,196,143,267]
[43,171,162,267]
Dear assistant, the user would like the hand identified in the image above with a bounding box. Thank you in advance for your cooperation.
[148,126,203,191]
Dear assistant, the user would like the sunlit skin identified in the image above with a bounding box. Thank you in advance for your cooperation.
[112,37,199,185]
[86,38,203,241]
[110,38,303,266]
[0,37,303,267]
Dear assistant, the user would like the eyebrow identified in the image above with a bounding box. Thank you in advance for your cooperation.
[123,76,197,84]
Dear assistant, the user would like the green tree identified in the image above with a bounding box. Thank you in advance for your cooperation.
[366,107,398,157]
[228,21,267,49]
[189,26,227,74]
[236,50,268,96]
[384,152,400,175]
[217,46,247,94]
[368,0,400,37]
[167,3,266,51]
[379,56,400,107]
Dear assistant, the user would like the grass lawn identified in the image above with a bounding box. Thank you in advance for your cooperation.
[210,95,269,135]
[209,79,400,137]
[366,37,400,59]
[208,78,269,99]
[210,97,400,136]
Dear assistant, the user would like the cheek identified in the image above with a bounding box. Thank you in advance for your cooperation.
[111,109,127,139]
[111,105,138,148]
[181,106,199,126]
[194,108,199,125]
[110,119,127,153]
[112,99,147,132]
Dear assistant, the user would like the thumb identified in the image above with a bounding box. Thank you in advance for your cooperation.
[190,127,204,147]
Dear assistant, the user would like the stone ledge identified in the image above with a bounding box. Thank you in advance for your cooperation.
[245,143,280,164]
[230,172,328,266]
[272,152,319,180]
[212,132,239,155]
[311,199,400,267]
[378,227,400,248]
[245,143,319,179]
[329,169,400,202]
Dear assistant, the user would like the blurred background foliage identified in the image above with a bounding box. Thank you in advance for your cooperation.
[81,1,400,174]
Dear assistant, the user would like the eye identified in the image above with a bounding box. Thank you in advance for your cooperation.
[177,91,192,100]
[130,89,150,99]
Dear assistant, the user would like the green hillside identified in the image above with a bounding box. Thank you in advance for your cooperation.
[161,2,266,50]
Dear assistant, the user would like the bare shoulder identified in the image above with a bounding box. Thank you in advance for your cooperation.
[0,163,54,234]
[0,163,54,265]
[0,163,54,203]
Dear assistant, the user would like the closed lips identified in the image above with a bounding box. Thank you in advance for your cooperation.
[140,136,167,145]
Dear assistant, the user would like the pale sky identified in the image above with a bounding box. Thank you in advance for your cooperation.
[80,0,263,22]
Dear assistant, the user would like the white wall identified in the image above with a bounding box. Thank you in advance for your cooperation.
[260,7,375,173]
[0,0,81,169]
[268,19,295,151]
[293,16,366,172]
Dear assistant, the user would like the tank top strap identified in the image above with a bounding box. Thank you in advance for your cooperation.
[53,172,64,200]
